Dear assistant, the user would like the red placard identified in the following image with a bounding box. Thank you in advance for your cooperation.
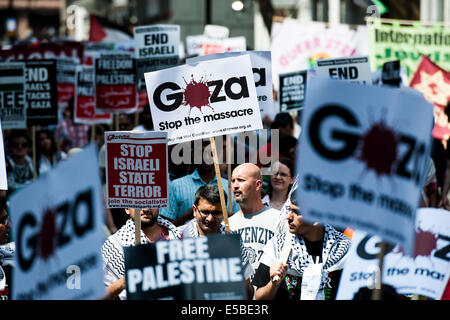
[105,131,168,208]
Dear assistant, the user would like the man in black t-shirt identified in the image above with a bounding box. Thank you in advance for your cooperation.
[252,192,351,300]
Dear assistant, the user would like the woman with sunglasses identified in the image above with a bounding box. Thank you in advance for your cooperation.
[6,130,34,192]
[262,158,295,210]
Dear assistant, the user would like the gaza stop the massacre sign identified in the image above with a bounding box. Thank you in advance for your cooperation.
[297,77,434,254]
[9,145,106,300]
[105,131,168,209]
[124,234,246,300]
[336,208,450,300]
[144,54,262,145]
[187,51,274,119]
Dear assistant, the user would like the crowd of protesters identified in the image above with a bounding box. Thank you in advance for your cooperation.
[0,91,447,300]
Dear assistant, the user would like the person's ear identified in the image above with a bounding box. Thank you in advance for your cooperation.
[124,208,131,216]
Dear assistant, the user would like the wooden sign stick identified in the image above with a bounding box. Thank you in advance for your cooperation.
[134,209,141,245]
[372,241,387,300]
[91,123,96,142]
[227,134,232,217]
[210,136,230,234]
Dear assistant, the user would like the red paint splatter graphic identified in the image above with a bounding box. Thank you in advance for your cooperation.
[358,121,398,176]
[413,228,438,259]
[182,75,213,114]
[394,228,438,259]
[38,208,58,260]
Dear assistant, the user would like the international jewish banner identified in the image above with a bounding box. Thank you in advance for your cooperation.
[368,19,450,80]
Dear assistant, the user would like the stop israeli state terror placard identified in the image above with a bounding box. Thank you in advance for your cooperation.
[297,76,434,254]
[124,233,247,300]
[105,131,168,209]
[144,54,262,145]
[9,144,106,300]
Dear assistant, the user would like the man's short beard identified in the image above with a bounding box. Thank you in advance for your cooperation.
[141,217,158,228]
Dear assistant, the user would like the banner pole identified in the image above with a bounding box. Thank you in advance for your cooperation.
[372,241,387,300]
[32,126,37,179]
[134,208,141,245]
[115,114,119,131]
[210,136,230,234]
[135,111,139,128]
[227,134,232,217]
[91,123,96,142]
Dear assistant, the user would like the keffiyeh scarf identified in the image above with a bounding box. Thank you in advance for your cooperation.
[102,217,181,279]
[274,225,351,298]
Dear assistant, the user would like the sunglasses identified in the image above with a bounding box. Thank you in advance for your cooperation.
[0,215,9,225]
[12,142,28,148]
[195,205,222,217]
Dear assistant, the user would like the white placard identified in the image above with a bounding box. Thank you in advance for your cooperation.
[134,24,180,59]
[336,208,450,300]
[144,54,262,145]
[316,56,372,84]
[10,144,106,300]
[297,76,434,254]
[187,51,274,119]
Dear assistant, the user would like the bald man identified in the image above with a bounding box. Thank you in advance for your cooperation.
[229,163,288,274]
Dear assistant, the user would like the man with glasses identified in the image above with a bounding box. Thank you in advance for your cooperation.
[252,192,351,300]
[179,184,255,298]
[0,195,14,300]
[6,130,34,192]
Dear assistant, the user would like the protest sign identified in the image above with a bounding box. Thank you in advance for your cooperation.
[271,19,368,89]
[21,59,58,126]
[0,41,84,63]
[279,70,307,112]
[297,76,434,254]
[105,131,168,209]
[134,25,180,97]
[9,144,106,300]
[0,62,26,129]
[95,53,138,113]
[187,51,274,119]
[56,58,77,109]
[381,60,401,87]
[0,121,7,190]
[145,54,262,145]
[186,35,246,57]
[316,56,372,84]
[368,18,450,80]
[74,66,112,124]
[409,55,450,142]
[336,208,450,300]
[124,233,246,300]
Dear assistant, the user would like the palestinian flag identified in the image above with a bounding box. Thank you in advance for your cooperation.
[89,14,132,43]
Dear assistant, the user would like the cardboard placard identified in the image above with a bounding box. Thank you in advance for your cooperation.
[187,51,274,119]
[279,70,307,112]
[134,25,180,93]
[144,54,262,145]
[74,66,112,124]
[336,208,450,300]
[105,131,168,209]
[56,58,77,109]
[124,234,246,300]
[316,56,372,84]
[95,54,138,113]
[297,76,434,254]
[10,145,106,300]
[21,59,58,126]
[0,62,27,129]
